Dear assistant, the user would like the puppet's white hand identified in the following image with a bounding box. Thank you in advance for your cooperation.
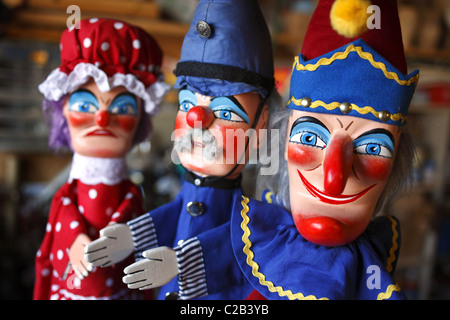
[122,247,178,290]
[84,223,134,267]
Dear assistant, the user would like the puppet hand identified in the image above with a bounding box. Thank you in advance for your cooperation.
[69,233,93,279]
[84,223,134,267]
[122,247,178,290]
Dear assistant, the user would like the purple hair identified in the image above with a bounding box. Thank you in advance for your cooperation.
[42,96,153,153]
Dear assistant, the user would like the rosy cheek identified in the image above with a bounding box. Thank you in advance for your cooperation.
[174,112,188,139]
[117,116,138,132]
[214,124,248,160]
[67,111,95,127]
[354,156,392,181]
[287,143,322,170]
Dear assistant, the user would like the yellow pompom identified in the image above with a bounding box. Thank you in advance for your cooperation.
[330,0,372,38]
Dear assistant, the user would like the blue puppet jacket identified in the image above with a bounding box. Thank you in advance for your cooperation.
[129,174,253,300]
[230,195,406,300]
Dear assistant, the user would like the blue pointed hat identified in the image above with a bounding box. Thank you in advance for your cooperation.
[174,0,275,99]
[287,0,419,126]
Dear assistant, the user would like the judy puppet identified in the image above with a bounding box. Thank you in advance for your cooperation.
[33,18,168,300]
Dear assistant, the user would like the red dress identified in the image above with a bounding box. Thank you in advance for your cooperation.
[33,154,148,300]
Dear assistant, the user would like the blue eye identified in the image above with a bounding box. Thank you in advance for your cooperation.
[289,119,329,149]
[69,102,98,113]
[179,102,194,112]
[109,103,137,115]
[354,143,392,158]
[69,90,99,113]
[178,89,197,113]
[108,94,138,116]
[212,108,246,123]
[210,97,249,124]
[290,131,327,149]
[353,132,394,159]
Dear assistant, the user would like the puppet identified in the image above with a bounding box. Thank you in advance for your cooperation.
[85,0,277,300]
[230,0,419,299]
[33,18,168,300]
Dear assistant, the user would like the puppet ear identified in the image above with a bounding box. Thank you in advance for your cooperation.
[330,0,371,38]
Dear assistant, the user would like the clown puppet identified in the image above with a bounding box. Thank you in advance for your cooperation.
[33,18,168,300]
[230,0,419,299]
[85,0,278,300]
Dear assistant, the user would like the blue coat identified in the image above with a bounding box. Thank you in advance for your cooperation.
[229,195,406,300]
[134,176,253,300]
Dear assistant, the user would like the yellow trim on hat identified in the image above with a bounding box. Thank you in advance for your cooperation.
[293,44,419,87]
[287,97,408,123]
[239,195,404,300]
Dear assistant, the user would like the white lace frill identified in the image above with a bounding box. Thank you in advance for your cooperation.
[68,153,129,186]
[38,63,170,115]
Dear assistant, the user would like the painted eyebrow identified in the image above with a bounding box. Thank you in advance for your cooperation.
[355,128,395,146]
[70,88,96,98]
[111,92,138,102]
[179,89,197,103]
[290,116,330,136]
[211,95,248,116]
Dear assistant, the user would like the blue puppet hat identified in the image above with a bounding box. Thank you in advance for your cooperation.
[287,0,419,126]
[174,0,275,99]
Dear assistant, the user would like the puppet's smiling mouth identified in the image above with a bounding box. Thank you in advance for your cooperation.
[297,170,375,205]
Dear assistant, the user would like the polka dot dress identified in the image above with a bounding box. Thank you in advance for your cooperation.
[33,178,146,300]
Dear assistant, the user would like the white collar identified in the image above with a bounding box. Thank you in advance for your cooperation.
[69,153,129,185]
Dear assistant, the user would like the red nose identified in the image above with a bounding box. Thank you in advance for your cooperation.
[186,106,214,129]
[323,133,353,196]
[96,110,110,127]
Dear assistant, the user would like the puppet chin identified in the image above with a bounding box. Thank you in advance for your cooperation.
[293,215,360,247]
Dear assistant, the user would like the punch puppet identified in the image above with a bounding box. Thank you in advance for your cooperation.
[85,0,277,300]
[33,18,168,300]
[230,0,419,299]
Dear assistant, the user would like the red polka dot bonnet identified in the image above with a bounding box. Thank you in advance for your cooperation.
[39,18,169,115]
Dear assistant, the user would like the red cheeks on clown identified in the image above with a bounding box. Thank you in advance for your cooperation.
[67,110,95,127]
[115,115,138,132]
[354,156,393,181]
[287,143,323,170]
[68,110,137,133]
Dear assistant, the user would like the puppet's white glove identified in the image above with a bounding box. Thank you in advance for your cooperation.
[84,223,134,267]
[122,247,179,290]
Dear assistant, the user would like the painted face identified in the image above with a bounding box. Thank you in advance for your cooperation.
[286,110,401,246]
[173,89,266,179]
[63,79,141,158]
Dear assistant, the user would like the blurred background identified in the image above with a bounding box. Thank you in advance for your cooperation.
[0,0,448,300]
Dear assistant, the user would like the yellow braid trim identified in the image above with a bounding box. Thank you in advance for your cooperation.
[386,216,399,273]
[240,196,328,300]
[293,44,419,87]
[287,97,408,123]
[240,196,403,300]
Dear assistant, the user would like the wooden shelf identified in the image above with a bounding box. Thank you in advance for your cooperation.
[406,47,450,63]
[2,1,189,59]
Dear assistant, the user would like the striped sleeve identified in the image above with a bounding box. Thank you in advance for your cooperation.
[127,214,158,261]
[175,237,208,300]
